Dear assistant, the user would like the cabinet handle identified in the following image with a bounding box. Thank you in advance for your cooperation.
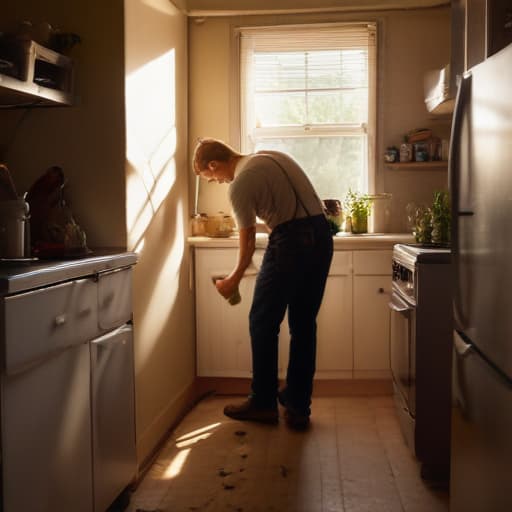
[54,314,67,326]
[378,287,385,294]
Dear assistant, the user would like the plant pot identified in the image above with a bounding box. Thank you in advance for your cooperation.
[351,212,368,234]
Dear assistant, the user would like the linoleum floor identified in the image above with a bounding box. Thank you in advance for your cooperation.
[127,395,449,512]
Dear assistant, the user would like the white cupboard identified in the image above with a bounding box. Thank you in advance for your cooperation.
[194,247,392,379]
[353,250,393,378]
[195,248,257,376]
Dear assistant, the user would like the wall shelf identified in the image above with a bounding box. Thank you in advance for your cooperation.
[0,41,74,108]
[384,161,448,171]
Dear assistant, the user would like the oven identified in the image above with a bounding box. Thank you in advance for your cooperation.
[389,243,452,482]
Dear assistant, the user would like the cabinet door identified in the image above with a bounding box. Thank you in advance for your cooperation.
[91,325,136,512]
[195,248,258,377]
[2,343,93,512]
[278,251,353,379]
[353,275,392,375]
[316,272,353,376]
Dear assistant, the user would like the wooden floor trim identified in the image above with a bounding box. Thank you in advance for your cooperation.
[195,377,393,397]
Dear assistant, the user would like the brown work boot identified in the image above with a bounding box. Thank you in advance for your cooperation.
[284,409,310,431]
[223,398,278,424]
[278,388,311,431]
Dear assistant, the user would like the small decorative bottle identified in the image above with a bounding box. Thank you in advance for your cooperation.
[400,136,413,162]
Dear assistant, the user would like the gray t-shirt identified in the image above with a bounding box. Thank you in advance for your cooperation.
[228,151,325,230]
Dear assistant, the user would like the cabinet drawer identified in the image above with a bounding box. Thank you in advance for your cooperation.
[98,267,133,331]
[4,278,98,372]
[329,251,352,276]
[353,250,392,275]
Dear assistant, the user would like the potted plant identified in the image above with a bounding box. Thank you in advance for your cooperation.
[431,190,450,245]
[344,190,371,234]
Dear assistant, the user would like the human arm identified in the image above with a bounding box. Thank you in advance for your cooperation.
[215,224,256,299]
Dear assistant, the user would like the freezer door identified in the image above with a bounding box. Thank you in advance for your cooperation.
[451,331,512,512]
[450,43,512,379]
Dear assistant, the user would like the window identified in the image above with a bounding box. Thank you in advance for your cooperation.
[237,23,376,200]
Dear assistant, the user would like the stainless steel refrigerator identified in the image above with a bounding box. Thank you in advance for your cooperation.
[450,42,512,512]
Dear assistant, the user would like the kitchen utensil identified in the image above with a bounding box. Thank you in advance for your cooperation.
[0,198,30,258]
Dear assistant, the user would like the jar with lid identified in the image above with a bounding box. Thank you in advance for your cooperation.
[400,141,413,162]
[414,142,429,162]
[190,213,207,236]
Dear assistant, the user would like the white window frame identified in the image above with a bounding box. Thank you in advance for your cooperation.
[230,22,377,194]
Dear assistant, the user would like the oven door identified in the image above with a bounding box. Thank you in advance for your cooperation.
[389,290,415,414]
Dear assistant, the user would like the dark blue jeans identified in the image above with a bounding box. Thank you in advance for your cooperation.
[248,214,333,415]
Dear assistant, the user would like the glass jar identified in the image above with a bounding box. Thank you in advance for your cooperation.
[190,213,207,236]
[400,143,413,162]
[414,142,429,162]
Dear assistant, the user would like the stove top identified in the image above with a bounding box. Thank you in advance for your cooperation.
[393,243,451,269]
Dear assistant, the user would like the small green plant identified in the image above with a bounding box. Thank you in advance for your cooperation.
[410,190,451,244]
[326,217,341,235]
[431,190,451,244]
[344,190,371,234]
[344,189,371,218]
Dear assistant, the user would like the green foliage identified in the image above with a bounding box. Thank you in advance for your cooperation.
[431,190,451,244]
[256,137,364,201]
[344,189,371,218]
[327,217,341,235]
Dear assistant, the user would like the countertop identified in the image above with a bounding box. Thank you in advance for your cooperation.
[189,233,415,250]
[0,249,138,295]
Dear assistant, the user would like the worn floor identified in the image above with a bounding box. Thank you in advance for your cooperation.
[127,395,449,512]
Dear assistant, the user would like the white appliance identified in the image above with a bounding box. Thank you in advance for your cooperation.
[91,324,136,512]
[0,255,137,512]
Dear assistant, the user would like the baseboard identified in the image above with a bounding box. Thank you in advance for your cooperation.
[195,377,393,396]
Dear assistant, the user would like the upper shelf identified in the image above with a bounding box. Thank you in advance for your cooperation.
[0,40,74,107]
[384,161,448,171]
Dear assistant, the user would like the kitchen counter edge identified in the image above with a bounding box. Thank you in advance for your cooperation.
[188,233,414,250]
[0,249,138,295]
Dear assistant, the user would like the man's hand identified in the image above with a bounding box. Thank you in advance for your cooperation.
[214,275,239,300]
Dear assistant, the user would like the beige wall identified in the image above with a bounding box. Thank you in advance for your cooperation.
[1,0,195,466]
[125,0,195,465]
[188,5,451,231]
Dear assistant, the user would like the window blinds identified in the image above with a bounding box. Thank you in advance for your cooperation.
[239,23,376,137]
[239,23,376,52]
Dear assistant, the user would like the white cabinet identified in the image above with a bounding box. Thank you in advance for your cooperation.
[277,251,353,379]
[0,259,136,512]
[195,248,255,377]
[195,247,392,380]
[353,250,392,378]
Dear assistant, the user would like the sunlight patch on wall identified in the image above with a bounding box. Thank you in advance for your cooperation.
[126,49,177,250]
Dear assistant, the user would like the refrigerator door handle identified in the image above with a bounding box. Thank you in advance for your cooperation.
[450,71,473,332]
[454,330,473,358]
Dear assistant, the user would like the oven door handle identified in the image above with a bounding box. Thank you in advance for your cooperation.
[388,294,413,314]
